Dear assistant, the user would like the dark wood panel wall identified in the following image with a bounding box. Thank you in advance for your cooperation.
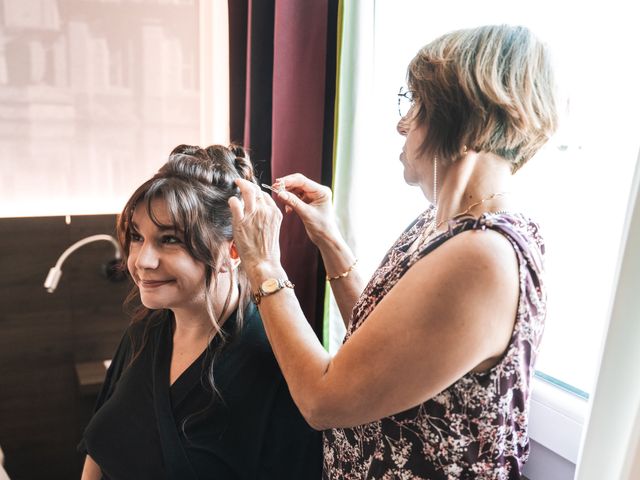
[0,215,131,480]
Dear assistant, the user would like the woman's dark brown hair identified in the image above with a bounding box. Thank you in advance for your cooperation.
[116,143,257,417]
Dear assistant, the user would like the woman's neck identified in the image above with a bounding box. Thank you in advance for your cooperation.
[427,151,514,226]
[172,311,215,342]
[172,282,240,342]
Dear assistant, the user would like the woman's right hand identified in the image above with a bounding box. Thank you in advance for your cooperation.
[272,173,340,247]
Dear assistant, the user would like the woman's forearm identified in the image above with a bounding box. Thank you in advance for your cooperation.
[315,229,366,328]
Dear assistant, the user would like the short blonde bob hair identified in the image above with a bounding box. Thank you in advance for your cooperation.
[407,24,558,172]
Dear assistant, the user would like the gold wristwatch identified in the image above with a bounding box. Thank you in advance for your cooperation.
[252,278,295,305]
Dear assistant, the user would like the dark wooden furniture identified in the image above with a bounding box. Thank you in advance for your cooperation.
[0,215,131,480]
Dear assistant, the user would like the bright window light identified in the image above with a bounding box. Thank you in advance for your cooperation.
[0,1,209,218]
[345,0,640,395]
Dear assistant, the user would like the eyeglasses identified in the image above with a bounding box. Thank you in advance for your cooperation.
[397,86,415,118]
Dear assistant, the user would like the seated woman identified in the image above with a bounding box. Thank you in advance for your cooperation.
[229,25,557,478]
[79,145,321,480]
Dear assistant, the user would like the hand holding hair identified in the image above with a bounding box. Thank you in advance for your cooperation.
[228,178,285,283]
[271,173,341,247]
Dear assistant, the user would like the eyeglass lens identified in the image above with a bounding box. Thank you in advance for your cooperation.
[398,87,413,118]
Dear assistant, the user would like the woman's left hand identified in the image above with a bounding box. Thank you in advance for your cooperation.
[228,179,284,281]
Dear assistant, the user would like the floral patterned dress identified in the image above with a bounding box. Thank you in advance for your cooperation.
[323,207,546,480]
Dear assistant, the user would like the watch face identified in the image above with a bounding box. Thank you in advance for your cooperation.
[261,278,280,294]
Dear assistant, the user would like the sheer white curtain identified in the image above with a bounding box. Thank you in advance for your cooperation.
[326,0,376,352]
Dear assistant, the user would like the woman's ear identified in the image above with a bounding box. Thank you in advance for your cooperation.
[229,241,241,269]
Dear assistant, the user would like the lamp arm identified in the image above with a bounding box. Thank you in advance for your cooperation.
[54,234,122,269]
[44,235,123,293]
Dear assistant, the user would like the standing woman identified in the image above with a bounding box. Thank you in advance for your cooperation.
[79,145,321,479]
[229,25,557,478]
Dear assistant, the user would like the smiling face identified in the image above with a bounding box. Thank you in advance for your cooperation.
[127,197,209,314]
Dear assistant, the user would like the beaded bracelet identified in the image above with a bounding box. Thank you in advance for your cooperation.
[326,258,358,282]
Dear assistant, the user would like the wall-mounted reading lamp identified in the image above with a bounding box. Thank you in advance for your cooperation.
[44,234,125,293]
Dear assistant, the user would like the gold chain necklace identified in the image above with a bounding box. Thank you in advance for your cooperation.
[433,191,509,230]
[412,192,509,253]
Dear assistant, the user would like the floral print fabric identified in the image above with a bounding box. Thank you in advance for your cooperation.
[323,208,546,479]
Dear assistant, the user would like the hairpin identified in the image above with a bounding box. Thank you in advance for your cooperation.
[261,183,285,194]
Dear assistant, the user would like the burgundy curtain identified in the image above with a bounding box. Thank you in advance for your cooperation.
[228,0,338,338]
[228,0,274,185]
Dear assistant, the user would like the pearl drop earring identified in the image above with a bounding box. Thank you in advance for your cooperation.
[433,156,438,209]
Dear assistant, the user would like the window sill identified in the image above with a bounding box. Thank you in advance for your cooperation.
[528,373,589,464]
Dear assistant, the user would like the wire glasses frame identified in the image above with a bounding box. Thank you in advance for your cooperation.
[397,86,415,118]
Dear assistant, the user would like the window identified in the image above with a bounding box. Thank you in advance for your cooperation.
[0,0,203,218]
[333,0,640,398]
